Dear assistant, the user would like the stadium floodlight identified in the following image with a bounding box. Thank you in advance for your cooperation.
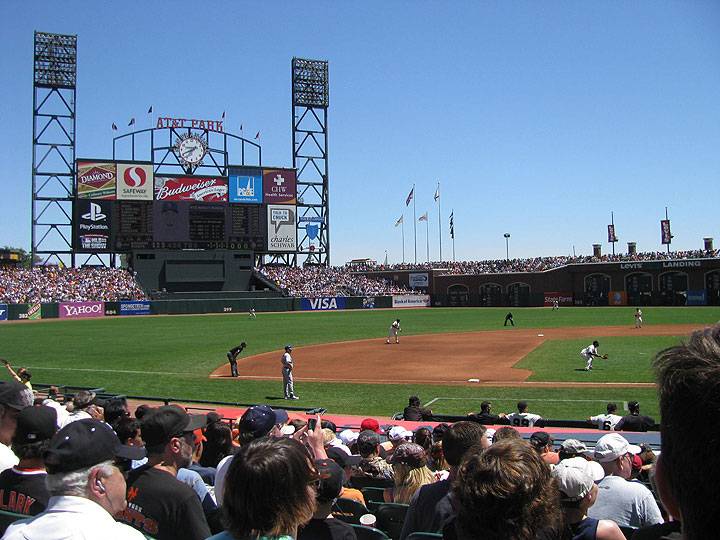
[504,233,511,261]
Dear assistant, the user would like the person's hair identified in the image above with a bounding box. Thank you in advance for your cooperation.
[200,421,234,468]
[12,439,50,460]
[442,421,486,467]
[17,368,31,382]
[391,462,436,504]
[289,418,307,431]
[113,416,141,445]
[593,340,599,347]
[517,401,528,412]
[134,404,152,419]
[45,460,115,497]
[607,402,617,414]
[103,397,129,425]
[222,437,316,538]
[493,426,521,442]
[480,401,491,413]
[452,439,563,540]
[320,420,337,433]
[408,396,420,407]
[654,324,720,539]
[321,428,336,445]
[429,441,448,472]
[413,427,433,454]
[628,401,640,414]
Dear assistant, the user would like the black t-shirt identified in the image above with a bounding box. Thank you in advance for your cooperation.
[403,406,432,421]
[118,464,211,540]
[299,517,358,540]
[467,412,505,425]
[0,468,49,516]
[616,414,656,432]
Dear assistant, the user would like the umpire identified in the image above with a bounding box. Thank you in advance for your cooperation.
[227,342,247,378]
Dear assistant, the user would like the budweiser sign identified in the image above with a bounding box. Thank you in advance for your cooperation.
[77,161,117,199]
[154,176,228,202]
[59,301,105,319]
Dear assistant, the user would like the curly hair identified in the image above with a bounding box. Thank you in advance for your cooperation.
[452,439,563,540]
[222,437,317,538]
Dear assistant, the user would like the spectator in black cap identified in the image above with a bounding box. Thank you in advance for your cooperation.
[0,380,34,472]
[325,447,365,506]
[298,458,357,540]
[615,400,656,432]
[3,418,146,539]
[116,405,211,540]
[0,405,57,515]
[529,431,559,465]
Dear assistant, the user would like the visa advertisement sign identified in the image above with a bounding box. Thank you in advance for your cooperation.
[301,297,346,311]
[228,167,263,203]
[119,300,152,316]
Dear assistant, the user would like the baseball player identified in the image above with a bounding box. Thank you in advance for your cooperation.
[580,340,607,371]
[226,342,246,378]
[281,345,298,400]
[249,308,257,320]
[386,319,401,344]
[634,308,643,328]
[552,300,559,311]
[505,401,543,427]
[588,402,623,430]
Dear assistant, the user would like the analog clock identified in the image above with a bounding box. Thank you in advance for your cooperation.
[174,135,207,166]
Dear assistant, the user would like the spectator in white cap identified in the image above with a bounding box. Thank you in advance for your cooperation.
[553,462,625,540]
[0,381,34,472]
[586,433,663,529]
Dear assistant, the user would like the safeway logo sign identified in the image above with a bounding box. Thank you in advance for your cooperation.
[117,163,153,200]
[82,202,106,222]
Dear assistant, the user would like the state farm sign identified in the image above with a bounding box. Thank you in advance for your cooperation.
[117,163,153,200]
[59,301,105,319]
[154,176,228,202]
[77,161,116,199]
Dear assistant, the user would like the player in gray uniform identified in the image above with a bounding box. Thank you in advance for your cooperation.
[580,340,606,371]
[281,345,298,400]
[634,308,643,328]
[386,319,401,344]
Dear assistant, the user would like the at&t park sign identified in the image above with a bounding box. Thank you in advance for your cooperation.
[155,116,224,132]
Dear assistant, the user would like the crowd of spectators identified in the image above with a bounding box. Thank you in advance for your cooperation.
[258,265,413,297]
[1,323,719,539]
[0,266,146,304]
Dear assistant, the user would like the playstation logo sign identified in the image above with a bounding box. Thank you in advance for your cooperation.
[82,202,107,222]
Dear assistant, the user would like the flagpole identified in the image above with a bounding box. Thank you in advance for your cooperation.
[412,183,417,264]
[402,218,405,263]
[452,210,456,262]
[437,182,442,262]
[426,218,429,262]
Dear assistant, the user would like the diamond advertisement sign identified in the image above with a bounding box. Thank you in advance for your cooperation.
[77,161,116,199]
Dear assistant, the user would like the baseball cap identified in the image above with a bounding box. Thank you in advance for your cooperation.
[284,344,293,351]
[14,405,57,445]
[593,433,641,463]
[560,439,592,457]
[553,465,595,502]
[529,431,552,448]
[140,405,208,448]
[338,429,359,446]
[237,405,289,439]
[558,456,605,481]
[356,430,380,454]
[388,426,412,442]
[360,418,382,434]
[315,458,344,502]
[628,400,640,411]
[0,382,34,411]
[388,442,427,468]
[44,419,146,473]
[327,446,362,468]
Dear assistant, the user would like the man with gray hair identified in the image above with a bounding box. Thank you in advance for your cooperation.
[0,381,34,473]
[3,418,147,539]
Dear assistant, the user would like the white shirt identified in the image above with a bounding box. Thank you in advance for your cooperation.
[61,410,92,428]
[505,412,542,427]
[589,413,623,431]
[391,321,400,330]
[281,352,293,369]
[3,495,146,540]
[0,442,19,473]
[42,399,70,428]
[581,344,598,357]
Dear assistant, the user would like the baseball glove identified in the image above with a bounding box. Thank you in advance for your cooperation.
[601,354,608,359]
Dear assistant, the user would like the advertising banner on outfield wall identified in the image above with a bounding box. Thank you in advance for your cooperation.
[409,273,429,289]
[686,290,707,306]
[27,303,42,320]
[300,297,347,311]
[267,205,297,252]
[228,167,263,203]
[263,169,297,204]
[608,291,627,306]
[116,163,154,201]
[543,292,574,307]
[0,304,7,321]
[362,297,376,309]
[119,300,152,315]
[392,294,431,308]
[155,176,228,202]
[77,161,117,199]
[59,301,105,319]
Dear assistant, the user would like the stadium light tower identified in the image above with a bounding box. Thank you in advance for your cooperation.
[504,233,511,261]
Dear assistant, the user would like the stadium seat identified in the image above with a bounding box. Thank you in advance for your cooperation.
[374,502,409,539]
[350,524,390,540]
[361,487,386,505]
[331,497,370,524]
[406,533,442,540]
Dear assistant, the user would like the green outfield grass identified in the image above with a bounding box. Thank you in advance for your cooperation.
[1,306,718,420]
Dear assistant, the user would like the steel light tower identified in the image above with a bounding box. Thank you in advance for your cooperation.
[504,233,511,261]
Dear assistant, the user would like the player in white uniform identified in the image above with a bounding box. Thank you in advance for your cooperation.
[386,319,401,344]
[505,401,543,428]
[580,340,604,371]
[588,402,623,430]
[249,308,257,319]
[634,308,643,328]
[281,345,298,400]
[552,300,559,311]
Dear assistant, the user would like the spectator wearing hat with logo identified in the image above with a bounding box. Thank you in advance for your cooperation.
[586,433,663,530]
[553,460,626,540]
[281,344,299,400]
[117,405,211,540]
[384,442,436,504]
[353,430,394,481]
[298,458,358,540]
[0,405,57,515]
[615,401,656,433]
[529,431,560,465]
[3,418,146,539]
[0,381,34,473]
[325,447,365,506]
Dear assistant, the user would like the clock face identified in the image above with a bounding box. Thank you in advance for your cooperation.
[176,136,206,165]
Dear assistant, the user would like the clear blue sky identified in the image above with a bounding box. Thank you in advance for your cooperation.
[2,1,719,265]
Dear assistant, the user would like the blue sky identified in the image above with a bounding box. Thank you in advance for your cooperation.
[2,1,719,265]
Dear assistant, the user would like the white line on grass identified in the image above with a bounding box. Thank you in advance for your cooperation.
[23,366,192,376]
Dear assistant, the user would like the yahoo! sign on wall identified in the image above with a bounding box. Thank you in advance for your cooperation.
[59,301,105,319]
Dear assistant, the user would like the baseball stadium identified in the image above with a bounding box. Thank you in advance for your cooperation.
[1,16,719,540]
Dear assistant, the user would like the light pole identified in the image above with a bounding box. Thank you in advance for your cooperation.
[504,233,511,261]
